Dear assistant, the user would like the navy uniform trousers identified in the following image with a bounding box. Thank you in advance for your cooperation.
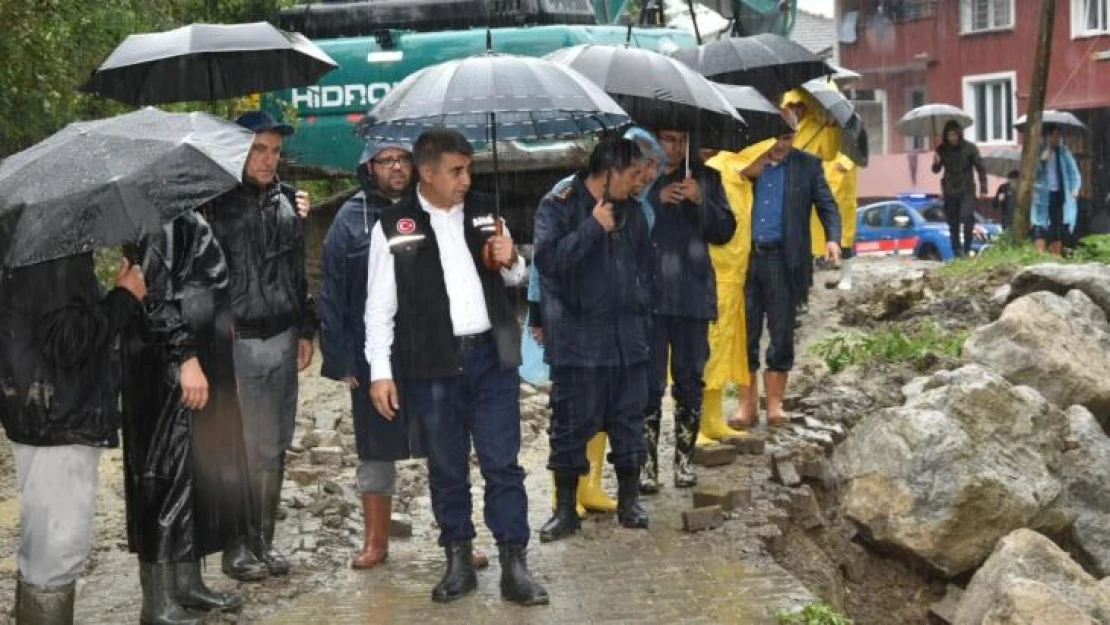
[405,336,530,547]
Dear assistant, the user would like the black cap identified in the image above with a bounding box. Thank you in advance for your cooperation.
[234,110,294,136]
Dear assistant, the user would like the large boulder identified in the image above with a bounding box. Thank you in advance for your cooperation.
[963,290,1110,423]
[1060,405,1110,577]
[1007,262,1110,316]
[834,365,1071,577]
[954,529,1110,625]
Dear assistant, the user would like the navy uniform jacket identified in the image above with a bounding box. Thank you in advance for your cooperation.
[533,173,652,368]
[646,161,736,320]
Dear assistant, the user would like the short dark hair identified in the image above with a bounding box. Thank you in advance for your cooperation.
[413,128,474,168]
[587,138,643,176]
[1007,170,1020,179]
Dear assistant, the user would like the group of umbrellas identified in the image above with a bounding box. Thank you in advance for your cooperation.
[0,22,339,268]
[1,20,869,268]
[361,31,869,223]
[896,103,1089,178]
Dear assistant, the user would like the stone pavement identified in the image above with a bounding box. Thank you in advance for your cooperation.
[260,444,816,625]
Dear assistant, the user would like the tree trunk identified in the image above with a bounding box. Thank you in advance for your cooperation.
[1013,0,1056,242]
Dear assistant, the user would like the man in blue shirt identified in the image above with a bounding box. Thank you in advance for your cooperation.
[732,129,841,429]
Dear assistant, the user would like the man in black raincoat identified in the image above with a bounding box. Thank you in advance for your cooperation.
[0,254,145,622]
[120,211,243,624]
[321,139,414,570]
[932,119,988,257]
[534,138,653,543]
[640,128,736,494]
[204,111,318,581]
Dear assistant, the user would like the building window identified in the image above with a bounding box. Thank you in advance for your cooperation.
[964,73,1016,144]
[1073,0,1110,36]
[960,0,1014,33]
[904,86,928,151]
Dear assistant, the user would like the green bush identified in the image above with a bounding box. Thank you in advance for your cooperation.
[937,234,1110,280]
[778,602,853,625]
[809,322,967,374]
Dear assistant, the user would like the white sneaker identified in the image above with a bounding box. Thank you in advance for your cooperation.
[836,258,853,290]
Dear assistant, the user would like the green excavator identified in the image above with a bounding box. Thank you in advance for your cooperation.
[268,0,797,237]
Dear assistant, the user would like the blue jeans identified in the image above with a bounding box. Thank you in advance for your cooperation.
[407,338,529,547]
[548,363,648,475]
[746,249,796,372]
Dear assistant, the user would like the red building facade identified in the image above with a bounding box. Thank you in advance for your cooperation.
[836,0,1110,230]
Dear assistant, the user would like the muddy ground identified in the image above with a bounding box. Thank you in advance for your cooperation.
[0,256,1013,624]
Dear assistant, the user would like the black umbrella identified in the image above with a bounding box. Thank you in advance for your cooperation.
[359,45,630,261]
[80,22,338,105]
[793,79,869,166]
[711,82,792,144]
[545,44,748,151]
[0,107,253,268]
[671,33,833,99]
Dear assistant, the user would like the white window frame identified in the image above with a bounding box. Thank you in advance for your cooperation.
[962,71,1018,146]
[904,86,928,152]
[959,0,1016,34]
[1072,0,1110,38]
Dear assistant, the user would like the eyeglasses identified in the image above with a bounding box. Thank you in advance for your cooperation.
[371,156,412,168]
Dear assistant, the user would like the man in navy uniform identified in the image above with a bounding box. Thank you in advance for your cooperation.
[364,129,547,606]
[533,138,654,542]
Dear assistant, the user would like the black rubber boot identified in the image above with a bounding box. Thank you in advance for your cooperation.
[173,561,242,613]
[673,406,700,489]
[616,467,650,529]
[15,576,75,625]
[220,536,268,582]
[640,409,662,495]
[139,562,204,625]
[498,544,550,606]
[431,541,478,603]
[257,469,291,576]
[539,472,581,543]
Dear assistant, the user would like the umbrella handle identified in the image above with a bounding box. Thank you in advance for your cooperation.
[481,219,506,271]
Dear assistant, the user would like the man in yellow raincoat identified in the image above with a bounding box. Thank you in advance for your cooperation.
[782,86,859,290]
[698,138,777,444]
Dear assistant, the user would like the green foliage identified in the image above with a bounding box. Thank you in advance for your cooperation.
[936,234,1110,280]
[778,602,853,625]
[809,322,968,374]
[0,0,296,158]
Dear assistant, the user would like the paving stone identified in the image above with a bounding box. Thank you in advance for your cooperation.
[300,536,317,552]
[788,485,821,520]
[692,443,738,467]
[390,514,414,538]
[802,416,847,441]
[728,487,753,510]
[682,506,724,532]
[928,584,965,624]
[772,456,802,487]
[314,410,340,431]
[1064,436,1081,451]
[692,485,734,511]
[797,456,836,488]
[287,466,327,487]
[752,523,785,551]
[725,434,767,456]
[309,446,344,467]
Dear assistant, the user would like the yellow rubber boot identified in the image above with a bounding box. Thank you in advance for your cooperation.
[697,390,745,447]
[577,433,617,513]
[552,471,586,518]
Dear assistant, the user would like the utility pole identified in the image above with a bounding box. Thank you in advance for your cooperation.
[1013,0,1056,241]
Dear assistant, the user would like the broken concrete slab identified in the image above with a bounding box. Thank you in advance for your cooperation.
[682,506,724,532]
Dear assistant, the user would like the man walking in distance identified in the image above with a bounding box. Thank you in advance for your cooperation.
[732,128,841,429]
[0,255,145,622]
[365,129,547,606]
[206,111,318,581]
[640,129,736,494]
[320,139,489,571]
[533,138,653,542]
[932,120,987,258]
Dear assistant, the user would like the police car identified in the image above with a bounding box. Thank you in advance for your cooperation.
[854,193,1002,261]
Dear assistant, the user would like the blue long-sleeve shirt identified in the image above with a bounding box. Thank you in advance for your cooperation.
[752,160,786,243]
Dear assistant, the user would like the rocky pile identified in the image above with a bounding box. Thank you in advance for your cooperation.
[954,528,1110,625]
